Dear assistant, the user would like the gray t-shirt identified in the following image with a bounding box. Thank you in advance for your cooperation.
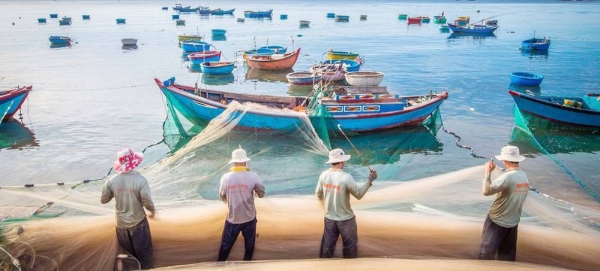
[315,168,371,221]
[219,170,265,224]
[483,169,529,227]
[101,171,155,229]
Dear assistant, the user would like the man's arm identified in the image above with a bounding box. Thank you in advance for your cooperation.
[100,180,113,204]
[140,181,155,216]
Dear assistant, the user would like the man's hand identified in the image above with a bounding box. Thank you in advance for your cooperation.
[485,160,496,174]
[147,211,155,218]
[368,169,378,183]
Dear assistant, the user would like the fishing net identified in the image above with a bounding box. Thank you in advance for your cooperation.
[1,92,599,270]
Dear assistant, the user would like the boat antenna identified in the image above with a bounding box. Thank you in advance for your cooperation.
[291,35,295,51]
[337,124,373,171]
[253,36,257,50]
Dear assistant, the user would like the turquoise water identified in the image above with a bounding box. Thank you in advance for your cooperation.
[1,0,600,204]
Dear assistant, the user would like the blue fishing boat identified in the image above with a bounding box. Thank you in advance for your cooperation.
[280,14,288,20]
[244,9,273,18]
[210,8,235,15]
[522,38,551,51]
[335,15,350,22]
[327,13,335,18]
[447,23,498,34]
[201,62,235,75]
[211,29,226,35]
[59,16,72,25]
[509,90,600,128]
[187,50,221,65]
[510,72,544,86]
[181,41,211,52]
[116,18,126,24]
[0,86,33,122]
[198,7,211,15]
[49,36,71,44]
[49,13,58,18]
[82,15,90,20]
[155,77,448,133]
[258,45,287,54]
[321,59,362,72]
[172,14,180,19]
[286,71,321,85]
[38,18,46,23]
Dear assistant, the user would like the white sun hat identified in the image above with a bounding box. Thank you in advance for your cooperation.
[325,148,351,164]
[495,145,526,162]
[229,147,251,164]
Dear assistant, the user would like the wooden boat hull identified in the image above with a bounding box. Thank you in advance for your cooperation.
[407,17,422,24]
[244,10,273,18]
[201,62,235,75]
[447,23,498,34]
[326,50,359,61]
[49,36,71,44]
[522,38,551,51]
[286,72,321,85]
[177,34,202,43]
[211,29,226,35]
[345,71,384,86]
[211,8,235,15]
[509,90,600,127]
[121,38,138,46]
[181,41,211,52]
[155,78,449,133]
[246,48,301,70]
[510,72,544,86]
[0,86,32,122]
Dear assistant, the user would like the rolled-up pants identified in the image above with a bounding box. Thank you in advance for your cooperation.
[320,216,358,258]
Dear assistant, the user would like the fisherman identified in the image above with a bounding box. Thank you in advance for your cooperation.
[218,146,266,261]
[479,145,530,261]
[315,148,378,258]
[101,147,155,269]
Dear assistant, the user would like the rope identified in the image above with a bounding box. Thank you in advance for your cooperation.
[441,125,486,159]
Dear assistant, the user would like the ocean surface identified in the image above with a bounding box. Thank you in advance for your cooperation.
[1,0,600,269]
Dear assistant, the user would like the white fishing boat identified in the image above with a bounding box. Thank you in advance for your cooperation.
[345,71,384,86]
[121,38,138,46]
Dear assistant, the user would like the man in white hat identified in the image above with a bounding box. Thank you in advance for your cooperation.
[479,145,530,261]
[101,147,155,269]
[218,146,266,261]
[315,148,378,258]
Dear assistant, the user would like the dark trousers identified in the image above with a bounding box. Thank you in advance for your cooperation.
[116,217,153,270]
[320,216,358,258]
[479,215,518,261]
[218,218,257,261]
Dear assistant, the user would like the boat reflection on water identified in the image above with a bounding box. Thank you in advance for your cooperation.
[447,32,496,41]
[245,68,292,83]
[50,43,71,49]
[0,119,38,150]
[507,83,541,95]
[121,44,138,50]
[201,73,235,85]
[521,49,549,61]
[187,64,202,73]
[287,84,313,97]
[211,34,227,42]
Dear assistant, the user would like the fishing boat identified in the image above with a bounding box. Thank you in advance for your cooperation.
[509,72,544,86]
[245,48,301,70]
[211,8,235,15]
[327,13,336,18]
[326,50,359,61]
[398,14,408,20]
[1,86,33,122]
[49,36,71,44]
[244,10,273,18]
[172,4,189,11]
[211,29,226,35]
[286,71,321,85]
[38,18,46,23]
[447,23,498,34]
[177,34,202,43]
[345,71,384,86]
[280,14,288,20]
[508,90,600,128]
[198,7,212,15]
[188,50,221,65]
[407,17,422,24]
[335,15,350,22]
[181,41,211,52]
[155,77,449,133]
[172,14,180,19]
[433,14,447,24]
[176,19,186,26]
[116,18,126,24]
[322,58,362,72]
[420,16,431,23]
[121,38,138,46]
[82,15,91,20]
[522,37,551,51]
[311,63,345,82]
[49,13,58,18]
[59,17,72,25]
[201,62,235,75]
[360,15,368,20]
[299,20,311,27]
[258,45,287,54]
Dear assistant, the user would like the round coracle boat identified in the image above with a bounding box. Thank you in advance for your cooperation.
[344,71,384,86]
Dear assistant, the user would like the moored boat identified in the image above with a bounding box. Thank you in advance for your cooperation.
[116,18,126,24]
[286,71,322,85]
[447,23,498,34]
[121,38,138,46]
[335,15,349,22]
[322,58,362,72]
[407,17,422,24]
[155,77,449,133]
[299,20,310,27]
[509,72,544,86]
[38,18,47,23]
[181,41,211,52]
[508,90,600,128]
[326,50,359,61]
[201,61,235,75]
[398,14,408,20]
[49,36,71,44]
[244,10,273,18]
[0,86,33,122]
[188,50,222,65]
[345,71,384,86]
[211,29,226,35]
[211,8,235,15]
[521,37,551,51]
[177,33,202,43]
[245,48,301,70]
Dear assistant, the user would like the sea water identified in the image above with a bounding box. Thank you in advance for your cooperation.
[0,0,600,269]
